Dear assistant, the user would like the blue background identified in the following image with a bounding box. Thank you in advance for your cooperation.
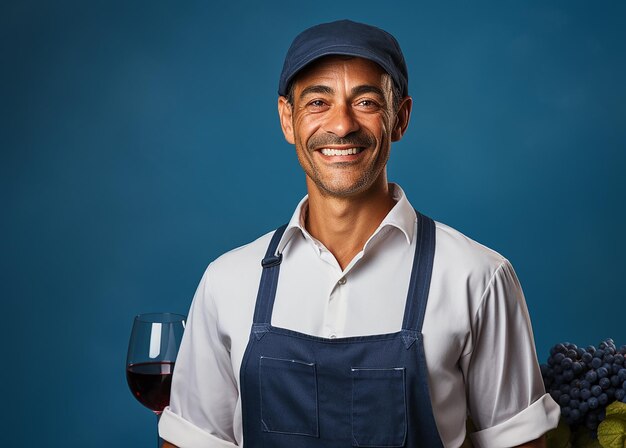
[2,1,625,446]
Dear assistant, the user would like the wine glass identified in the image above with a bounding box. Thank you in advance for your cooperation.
[126,313,186,447]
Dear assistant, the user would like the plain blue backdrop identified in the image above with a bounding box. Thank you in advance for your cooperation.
[2,1,625,446]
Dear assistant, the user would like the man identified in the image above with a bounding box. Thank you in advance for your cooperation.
[159,20,560,447]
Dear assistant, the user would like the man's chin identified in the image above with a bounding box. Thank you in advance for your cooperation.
[309,179,376,199]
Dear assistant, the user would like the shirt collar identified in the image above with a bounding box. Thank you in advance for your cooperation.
[277,183,417,254]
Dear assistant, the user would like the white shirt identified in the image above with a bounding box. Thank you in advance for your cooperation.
[159,184,559,448]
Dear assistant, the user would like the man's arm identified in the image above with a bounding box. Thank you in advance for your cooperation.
[158,265,241,447]
[463,260,559,445]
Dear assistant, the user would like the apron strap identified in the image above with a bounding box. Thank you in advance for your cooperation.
[252,224,288,324]
[401,212,436,333]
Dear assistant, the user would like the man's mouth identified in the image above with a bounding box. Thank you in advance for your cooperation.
[319,147,364,156]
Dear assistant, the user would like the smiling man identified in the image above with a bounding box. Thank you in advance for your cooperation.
[159,20,559,447]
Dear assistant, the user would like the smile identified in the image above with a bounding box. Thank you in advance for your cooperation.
[319,148,363,156]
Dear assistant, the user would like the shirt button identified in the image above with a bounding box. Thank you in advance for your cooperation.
[337,277,347,285]
[329,333,337,339]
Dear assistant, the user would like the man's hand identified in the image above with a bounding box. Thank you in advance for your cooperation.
[515,436,546,448]
[162,442,177,448]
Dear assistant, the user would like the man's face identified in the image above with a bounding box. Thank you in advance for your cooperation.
[278,56,411,199]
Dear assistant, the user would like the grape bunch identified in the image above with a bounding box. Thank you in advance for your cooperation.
[541,338,626,434]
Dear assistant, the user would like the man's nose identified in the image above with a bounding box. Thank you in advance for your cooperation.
[323,103,359,138]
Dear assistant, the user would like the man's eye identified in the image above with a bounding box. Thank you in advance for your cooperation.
[305,99,329,112]
[357,99,379,108]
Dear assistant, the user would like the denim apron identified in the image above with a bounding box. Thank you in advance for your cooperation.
[240,212,443,447]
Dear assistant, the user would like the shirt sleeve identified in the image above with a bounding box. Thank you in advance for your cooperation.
[158,265,240,448]
[463,260,560,447]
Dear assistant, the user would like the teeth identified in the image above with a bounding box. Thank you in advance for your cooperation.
[320,148,361,156]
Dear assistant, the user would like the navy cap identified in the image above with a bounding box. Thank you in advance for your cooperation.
[278,19,409,98]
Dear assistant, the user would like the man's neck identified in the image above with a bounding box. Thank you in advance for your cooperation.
[304,180,396,271]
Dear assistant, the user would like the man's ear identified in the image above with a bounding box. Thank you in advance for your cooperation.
[278,96,295,144]
[391,96,413,142]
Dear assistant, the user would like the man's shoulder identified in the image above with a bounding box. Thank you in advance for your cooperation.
[208,228,277,275]
[433,219,508,276]
[197,228,281,302]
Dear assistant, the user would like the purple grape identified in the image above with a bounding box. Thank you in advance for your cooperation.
[592,385,602,397]
[591,358,602,369]
[552,343,567,355]
[586,371,598,383]
[562,357,573,369]
[572,362,583,374]
[581,388,591,400]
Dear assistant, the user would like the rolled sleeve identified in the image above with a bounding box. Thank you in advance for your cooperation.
[159,407,237,448]
[464,260,560,444]
[470,394,560,447]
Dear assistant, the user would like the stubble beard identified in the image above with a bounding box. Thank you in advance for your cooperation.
[297,135,390,199]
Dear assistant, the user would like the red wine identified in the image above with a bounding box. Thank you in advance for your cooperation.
[126,361,174,413]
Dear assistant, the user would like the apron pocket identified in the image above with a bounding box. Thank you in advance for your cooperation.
[259,356,319,437]
[351,367,407,447]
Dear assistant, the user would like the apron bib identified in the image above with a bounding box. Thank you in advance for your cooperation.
[240,212,443,447]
